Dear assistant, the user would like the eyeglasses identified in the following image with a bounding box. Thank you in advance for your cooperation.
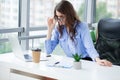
[55,16,65,22]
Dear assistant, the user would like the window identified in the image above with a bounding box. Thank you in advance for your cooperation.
[0,0,19,28]
[96,0,120,22]
[30,0,85,27]
[0,0,19,54]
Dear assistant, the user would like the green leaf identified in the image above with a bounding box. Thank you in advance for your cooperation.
[72,53,82,62]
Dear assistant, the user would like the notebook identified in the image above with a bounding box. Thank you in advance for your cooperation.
[8,35,48,62]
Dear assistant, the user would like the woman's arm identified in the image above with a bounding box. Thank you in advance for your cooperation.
[45,17,59,54]
[80,22,112,66]
[81,23,99,60]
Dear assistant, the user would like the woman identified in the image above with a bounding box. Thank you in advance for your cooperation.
[45,0,112,66]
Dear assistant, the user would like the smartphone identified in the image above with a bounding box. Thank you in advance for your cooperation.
[24,54,32,62]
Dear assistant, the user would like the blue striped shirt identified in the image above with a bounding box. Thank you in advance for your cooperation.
[45,22,99,60]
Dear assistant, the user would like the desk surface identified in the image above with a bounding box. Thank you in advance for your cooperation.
[0,53,120,80]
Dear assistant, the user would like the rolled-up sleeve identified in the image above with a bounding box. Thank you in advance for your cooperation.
[45,27,59,54]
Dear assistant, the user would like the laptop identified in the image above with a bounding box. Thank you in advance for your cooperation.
[8,35,48,62]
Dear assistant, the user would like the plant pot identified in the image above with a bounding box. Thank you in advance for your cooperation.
[73,61,81,69]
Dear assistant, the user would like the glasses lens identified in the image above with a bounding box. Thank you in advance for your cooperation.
[55,17,64,22]
[55,16,58,20]
[58,18,63,22]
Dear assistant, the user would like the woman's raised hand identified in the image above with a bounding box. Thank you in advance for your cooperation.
[47,17,56,31]
[47,17,56,40]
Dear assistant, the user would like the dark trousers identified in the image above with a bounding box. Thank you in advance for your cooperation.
[82,57,92,61]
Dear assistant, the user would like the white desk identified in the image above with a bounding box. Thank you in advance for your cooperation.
[0,53,120,80]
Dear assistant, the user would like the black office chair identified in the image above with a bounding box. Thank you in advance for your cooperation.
[95,18,120,66]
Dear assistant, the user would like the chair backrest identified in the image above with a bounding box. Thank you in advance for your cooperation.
[95,18,120,65]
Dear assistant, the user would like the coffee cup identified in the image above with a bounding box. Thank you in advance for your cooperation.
[32,48,41,63]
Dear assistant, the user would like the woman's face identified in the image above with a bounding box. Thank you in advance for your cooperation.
[55,10,66,26]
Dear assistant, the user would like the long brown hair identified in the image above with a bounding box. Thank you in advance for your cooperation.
[54,0,80,41]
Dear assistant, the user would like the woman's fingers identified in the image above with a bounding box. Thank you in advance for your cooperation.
[98,59,112,67]
[104,60,112,67]
[47,17,56,30]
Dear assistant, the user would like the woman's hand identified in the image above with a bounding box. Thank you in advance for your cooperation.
[95,58,112,67]
[46,17,56,40]
[47,17,56,31]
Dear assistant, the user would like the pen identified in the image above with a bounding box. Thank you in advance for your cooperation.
[53,61,60,66]
[46,54,51,57]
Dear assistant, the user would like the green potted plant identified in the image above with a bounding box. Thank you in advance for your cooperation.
[72,53,82,69]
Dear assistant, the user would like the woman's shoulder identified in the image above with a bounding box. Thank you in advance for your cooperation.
[76,22,88,30]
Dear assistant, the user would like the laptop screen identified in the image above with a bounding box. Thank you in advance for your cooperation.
[8,35,25,60]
